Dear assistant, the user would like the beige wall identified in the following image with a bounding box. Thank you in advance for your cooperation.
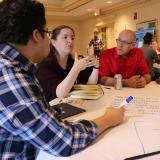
[46,0,160,54]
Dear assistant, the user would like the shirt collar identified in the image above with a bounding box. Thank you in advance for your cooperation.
[0,42,37,74]
[114,47,134,59]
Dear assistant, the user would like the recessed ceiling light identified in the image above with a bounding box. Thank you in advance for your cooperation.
[87,8,93,11]
[106,1,112,4]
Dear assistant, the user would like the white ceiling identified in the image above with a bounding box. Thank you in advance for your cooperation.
[39,0,145,18]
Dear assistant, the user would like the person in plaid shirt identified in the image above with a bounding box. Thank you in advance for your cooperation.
[89,31,103,57]
[0,0,124,159]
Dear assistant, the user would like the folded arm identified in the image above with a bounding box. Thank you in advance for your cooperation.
[100,74,151,88]
[123,74,151,88]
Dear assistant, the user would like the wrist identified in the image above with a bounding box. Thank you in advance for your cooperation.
[72,65,81,74]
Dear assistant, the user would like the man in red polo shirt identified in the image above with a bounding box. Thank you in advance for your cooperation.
[99,29,151,88]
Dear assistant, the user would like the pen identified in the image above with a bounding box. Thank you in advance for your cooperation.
[117,96,133,108]
[124,150,160,160]
[104,86,111,89]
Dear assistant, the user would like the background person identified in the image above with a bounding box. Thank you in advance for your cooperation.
[99,29,151,88]
[156,77,160,84]
[141,32,160,80]
[0,1,125,159]
[150,38,160,55]
[36,25,99,101]
[88,31,103,57]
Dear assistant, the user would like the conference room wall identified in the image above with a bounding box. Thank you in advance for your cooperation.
[79,0,160,54]
[46,0,160,55]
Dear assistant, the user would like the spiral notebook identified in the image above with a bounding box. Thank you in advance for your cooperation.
[69,84,104,99]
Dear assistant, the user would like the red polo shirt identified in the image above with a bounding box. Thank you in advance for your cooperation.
[99,47,150,79]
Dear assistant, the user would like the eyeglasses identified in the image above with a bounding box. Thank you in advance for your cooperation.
[39,28,52,37]
[116,38,136,45]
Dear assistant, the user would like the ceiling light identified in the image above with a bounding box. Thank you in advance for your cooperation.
[106,1,112,4]
[96,22,104,27]
[87,9,93,11]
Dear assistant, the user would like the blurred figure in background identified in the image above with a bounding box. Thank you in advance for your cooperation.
[89,31,103,57]
[156,77,160,84]
[141,32,160,80]
[150,38,160,55]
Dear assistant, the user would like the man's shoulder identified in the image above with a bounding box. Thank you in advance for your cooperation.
[132,48,143,55]
[0,54,16,69]
[131,48,147,60]
[101,47,116,55]
[100,47,117,56]
[133,47,141,51]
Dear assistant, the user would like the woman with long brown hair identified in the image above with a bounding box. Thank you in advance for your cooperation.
[36,25,99,101]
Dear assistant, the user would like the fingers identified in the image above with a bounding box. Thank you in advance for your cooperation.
[74,53,99,69]
[130,75,140,81]
[85,56,99,67]
[135,77,146,88]
[86,61,95,67]
[136,81,146,88]
[128,75,146,88]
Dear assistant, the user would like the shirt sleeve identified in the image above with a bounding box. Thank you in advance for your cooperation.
[0,67,98,157]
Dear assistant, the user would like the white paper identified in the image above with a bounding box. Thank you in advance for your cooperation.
[134,121,160,153]
[111,95,160,117]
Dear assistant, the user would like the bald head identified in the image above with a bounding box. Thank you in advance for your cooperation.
[116,29,137,56]
[119,30,137,43]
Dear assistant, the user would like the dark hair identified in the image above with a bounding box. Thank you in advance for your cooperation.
[51,25,75,40]
[0,0,46,44]
[143,32,153,44]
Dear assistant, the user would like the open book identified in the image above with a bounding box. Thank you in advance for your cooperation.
[69,84,104,99]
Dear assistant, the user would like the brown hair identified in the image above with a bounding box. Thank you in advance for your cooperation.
[46,25,75,59]
[51,25,75,40]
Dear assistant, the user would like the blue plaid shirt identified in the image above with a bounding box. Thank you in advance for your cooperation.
[0,43,98,160]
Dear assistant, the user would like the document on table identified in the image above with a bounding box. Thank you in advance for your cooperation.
[123,120,160,160]
[134,121,160,154]
[111,95,160,117]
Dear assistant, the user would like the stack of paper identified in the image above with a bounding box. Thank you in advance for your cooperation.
[69,84,104,99]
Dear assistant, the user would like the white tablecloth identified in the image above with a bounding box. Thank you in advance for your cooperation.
[37,82,160,160]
